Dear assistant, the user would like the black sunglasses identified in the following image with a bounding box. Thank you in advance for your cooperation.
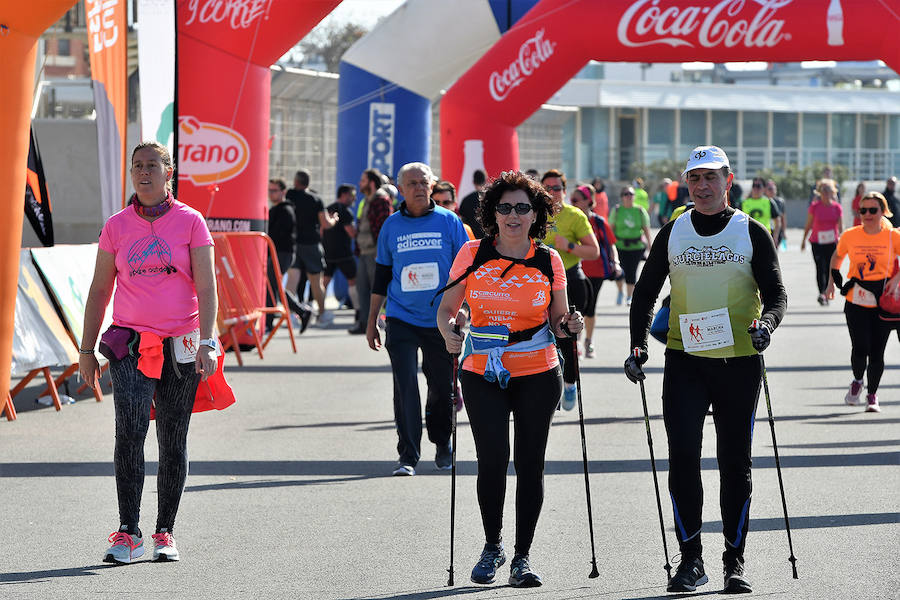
[544,185,564,192]
[495,202,533,215]
[858,207,880,215]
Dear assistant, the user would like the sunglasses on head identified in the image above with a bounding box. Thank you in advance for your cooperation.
[495,202,533,215]
[545,185,563,192]
[858,207,880,215]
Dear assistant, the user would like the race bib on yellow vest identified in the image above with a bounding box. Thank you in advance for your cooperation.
[678,308,735,353]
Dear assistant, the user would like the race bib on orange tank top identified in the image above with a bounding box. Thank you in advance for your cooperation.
[449,240,567,378]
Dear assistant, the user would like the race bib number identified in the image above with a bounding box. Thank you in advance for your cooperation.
[173,328,200,363]
[679,308,735,353]
[401,262,439,292]
[816,229,836,244]
[850,284,877,308]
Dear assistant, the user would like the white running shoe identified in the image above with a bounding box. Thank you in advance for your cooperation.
[844,379,863,406]
[865,394,881,413]
[103,531,144,564]
[392,464,415,476]
[317,310,335,327]
[151,530,180,562]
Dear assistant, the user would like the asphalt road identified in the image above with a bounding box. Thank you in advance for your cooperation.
[1,231,898,599]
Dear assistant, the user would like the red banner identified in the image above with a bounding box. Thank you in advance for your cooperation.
[86,0,127,219]
[441,0,900,187]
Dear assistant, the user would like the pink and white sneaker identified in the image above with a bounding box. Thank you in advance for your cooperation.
[151,530,180,562]
[103,531,143,564]
[865,394,881,413]
[844,379,863,406]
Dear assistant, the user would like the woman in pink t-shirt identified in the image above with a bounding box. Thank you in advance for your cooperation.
[78,142,217,565]
[801,178,843,305]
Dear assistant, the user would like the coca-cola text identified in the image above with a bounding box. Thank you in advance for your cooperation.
[488,29,556,102]
[617,0,791,49]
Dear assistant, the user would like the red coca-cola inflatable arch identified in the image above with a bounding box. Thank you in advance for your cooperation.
[441,0,900,186]
[177,0,340,229]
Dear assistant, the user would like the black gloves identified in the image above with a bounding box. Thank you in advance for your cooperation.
[624,348,648,383]
[748,319,771,353]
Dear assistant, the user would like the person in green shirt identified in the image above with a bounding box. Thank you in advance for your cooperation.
[740,177,781,241]
[539,169,599,409]
[609,186,652,305]
[653,177,673,226]
[633,177,650,212]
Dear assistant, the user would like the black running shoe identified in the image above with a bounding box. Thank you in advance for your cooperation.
[435,442,452,470]
[470,543,506,584]
[508,554,542,587]
[723,556,752,594]
[667,556,708,592]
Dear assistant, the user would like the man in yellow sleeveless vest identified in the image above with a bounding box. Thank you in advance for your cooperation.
[623,147,787,594]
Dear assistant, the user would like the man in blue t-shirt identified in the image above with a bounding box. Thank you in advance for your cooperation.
[366,162,469,476]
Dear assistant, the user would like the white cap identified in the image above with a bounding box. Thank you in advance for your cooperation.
[682,146,730,175]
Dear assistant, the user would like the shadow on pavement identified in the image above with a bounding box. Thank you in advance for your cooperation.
[700,512,900,533]
[2,452,896,480]
[0,564,118,584]
[338,586,484,600]
[778,439,900,449]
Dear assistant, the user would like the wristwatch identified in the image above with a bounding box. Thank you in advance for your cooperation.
[568,241,576,251]
[199,338,218,351]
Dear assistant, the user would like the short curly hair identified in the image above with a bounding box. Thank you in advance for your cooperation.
[477,171,555,239]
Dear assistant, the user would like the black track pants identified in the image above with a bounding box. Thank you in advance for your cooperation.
[810,242,836,294]
[661,349,761,560]
[460,367,563,557]
[384,318,453,466]
[844,302,892,394]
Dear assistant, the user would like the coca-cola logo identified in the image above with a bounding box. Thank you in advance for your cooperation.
[184,0,272,30]
[488,29,557,102]
[617,0,792,49]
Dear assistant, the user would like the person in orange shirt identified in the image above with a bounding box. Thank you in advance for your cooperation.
[827,191,900,412]
[437,171,582,589]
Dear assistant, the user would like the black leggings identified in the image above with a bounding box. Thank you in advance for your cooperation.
[810,242,836,294]
[662,350,761,560]
[619,248,645,285]
[844,302,892,394]
[584,276,605,318]
[559,266,590,383]
[109,340,200,535]
[460,367,563,557]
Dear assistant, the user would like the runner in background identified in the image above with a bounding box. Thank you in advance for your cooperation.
[365,162,469,476]
[625,146,787,594]
[571,184,621,358]
[591,176,609,219]
[851,182,866,226]
[609,186,651,306]
[654,178,673,226]
[437,170,582,588]
[801,178,843,306]
[633,177,650,212]
[827,191,900,413]
[539,169,599,410]
[740,177,781,242]
[433,180,476,240]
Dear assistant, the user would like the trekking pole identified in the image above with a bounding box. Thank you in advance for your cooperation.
[635,352,673,583]
[752,320,798,579]
[447,323,460,586]
[565,306,600,579]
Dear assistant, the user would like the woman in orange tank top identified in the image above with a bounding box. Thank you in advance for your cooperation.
[437,171,583,588]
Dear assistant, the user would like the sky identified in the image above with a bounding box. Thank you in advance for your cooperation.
[308,0,404,34]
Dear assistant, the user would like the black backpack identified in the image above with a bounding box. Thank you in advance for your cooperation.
[432,236,555,304]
